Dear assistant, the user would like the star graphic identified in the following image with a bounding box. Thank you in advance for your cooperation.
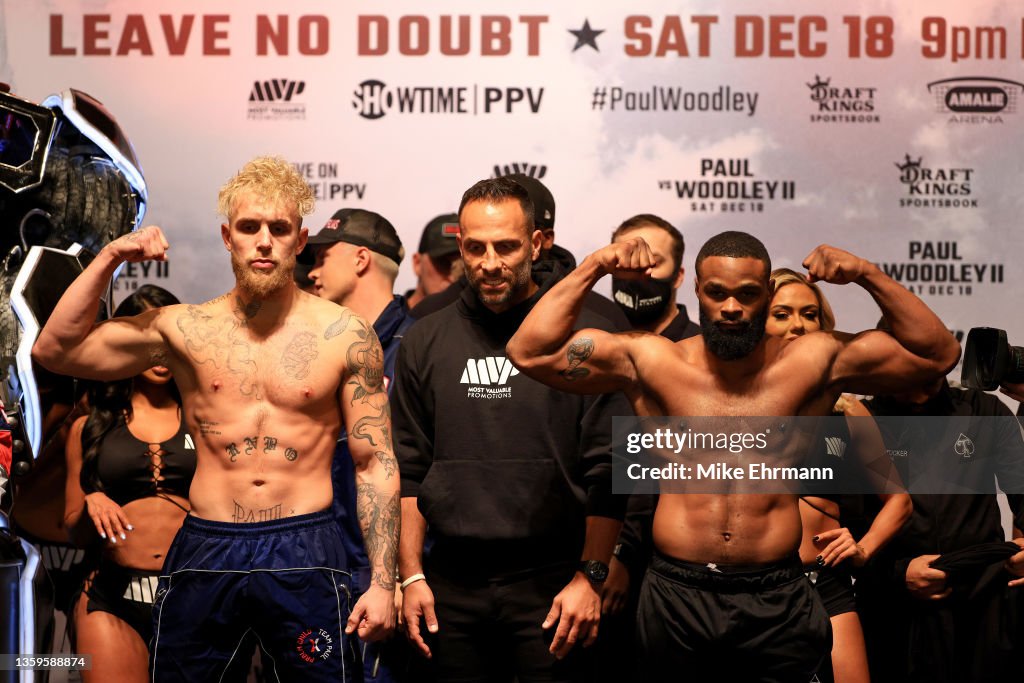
[569,19,604,52]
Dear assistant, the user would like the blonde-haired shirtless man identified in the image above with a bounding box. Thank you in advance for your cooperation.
[33,156,398,682]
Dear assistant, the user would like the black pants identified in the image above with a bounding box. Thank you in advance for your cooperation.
[860,581,1024,683]
[637,552,831,683]
[424,555,585,683]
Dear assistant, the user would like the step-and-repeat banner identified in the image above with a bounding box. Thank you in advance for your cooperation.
[3,0,1022,368]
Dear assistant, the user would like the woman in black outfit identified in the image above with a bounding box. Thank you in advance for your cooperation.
[64,285,194,683]
[766,268,912,683]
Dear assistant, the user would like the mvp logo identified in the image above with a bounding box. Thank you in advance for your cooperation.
[460,357,519,385]
[250,79,306,102]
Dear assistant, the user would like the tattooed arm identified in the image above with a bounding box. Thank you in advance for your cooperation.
[334,311,399,641]
[33,226,172,379]
[507,238,656,394]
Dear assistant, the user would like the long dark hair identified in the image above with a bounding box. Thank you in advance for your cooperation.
[79,285,181,493]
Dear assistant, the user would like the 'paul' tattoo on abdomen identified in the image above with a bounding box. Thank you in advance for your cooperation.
[232,500,282,523]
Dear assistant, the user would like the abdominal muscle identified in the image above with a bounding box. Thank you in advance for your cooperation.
[187,448,335,523]
[184,404,339,523]
[653,493,803,565]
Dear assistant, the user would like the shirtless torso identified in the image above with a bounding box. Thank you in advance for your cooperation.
[631,330,840,564]
[157,291,374,523]
[508,235,959,567]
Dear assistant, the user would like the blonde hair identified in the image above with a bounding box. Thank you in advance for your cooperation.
[217,156,315,221]
[769,268,836,332]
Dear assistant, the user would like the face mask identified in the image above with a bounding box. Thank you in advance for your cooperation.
[612,276,675,326]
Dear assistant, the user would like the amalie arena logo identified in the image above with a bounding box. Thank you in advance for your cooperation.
[927,77,1024,124]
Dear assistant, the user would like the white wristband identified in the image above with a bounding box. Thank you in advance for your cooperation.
[400,573,426,590]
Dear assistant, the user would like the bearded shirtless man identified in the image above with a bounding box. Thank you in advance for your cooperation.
[506,231,959,682]
[32,156,398,683]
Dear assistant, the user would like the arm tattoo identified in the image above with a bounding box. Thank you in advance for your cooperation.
[356,483,400,590]
[281,331,318,379]
[346,319,389,446]
[232,500,283,523]
[176,305,259,397]
[560,337,594,381]
[374,450,398,480]
[324,310,354,340]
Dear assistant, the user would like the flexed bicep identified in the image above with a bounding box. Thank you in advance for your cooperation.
[510,327,642,395]
[831,329,950,396]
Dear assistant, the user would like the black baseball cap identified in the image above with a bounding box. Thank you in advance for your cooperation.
[418,213,460,258]
[300,208,404,266]
[507,174,555,230]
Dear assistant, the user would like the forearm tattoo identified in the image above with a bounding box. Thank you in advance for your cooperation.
[560,337,594,381]
[356,483,400,590]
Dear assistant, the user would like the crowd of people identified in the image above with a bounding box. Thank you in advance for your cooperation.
[18,154,1024,682]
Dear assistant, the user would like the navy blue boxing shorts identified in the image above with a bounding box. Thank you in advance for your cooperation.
[150,510,357,682]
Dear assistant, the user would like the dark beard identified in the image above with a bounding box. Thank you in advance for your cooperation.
[699,305,767,360]
[467,257,533,308]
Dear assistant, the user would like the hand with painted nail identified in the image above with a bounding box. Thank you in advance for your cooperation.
[813,527,868,568]
[84,491,133,544]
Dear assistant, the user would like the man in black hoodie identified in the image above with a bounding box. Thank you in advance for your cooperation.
[393,177,627,682]
[408,174,629,331]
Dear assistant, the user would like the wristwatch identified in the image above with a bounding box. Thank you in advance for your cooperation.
[578,560,609,583]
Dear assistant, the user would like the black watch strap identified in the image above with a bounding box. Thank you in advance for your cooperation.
[578,559,609,582]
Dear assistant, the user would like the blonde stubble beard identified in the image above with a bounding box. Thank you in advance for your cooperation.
[230,250,297,300]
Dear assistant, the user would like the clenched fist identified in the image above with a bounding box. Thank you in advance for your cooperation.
[802,245,870,285]
[592,237,656,280]
[106,225,170,263]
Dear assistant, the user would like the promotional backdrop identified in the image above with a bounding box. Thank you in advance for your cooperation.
[3,0,1023,371]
